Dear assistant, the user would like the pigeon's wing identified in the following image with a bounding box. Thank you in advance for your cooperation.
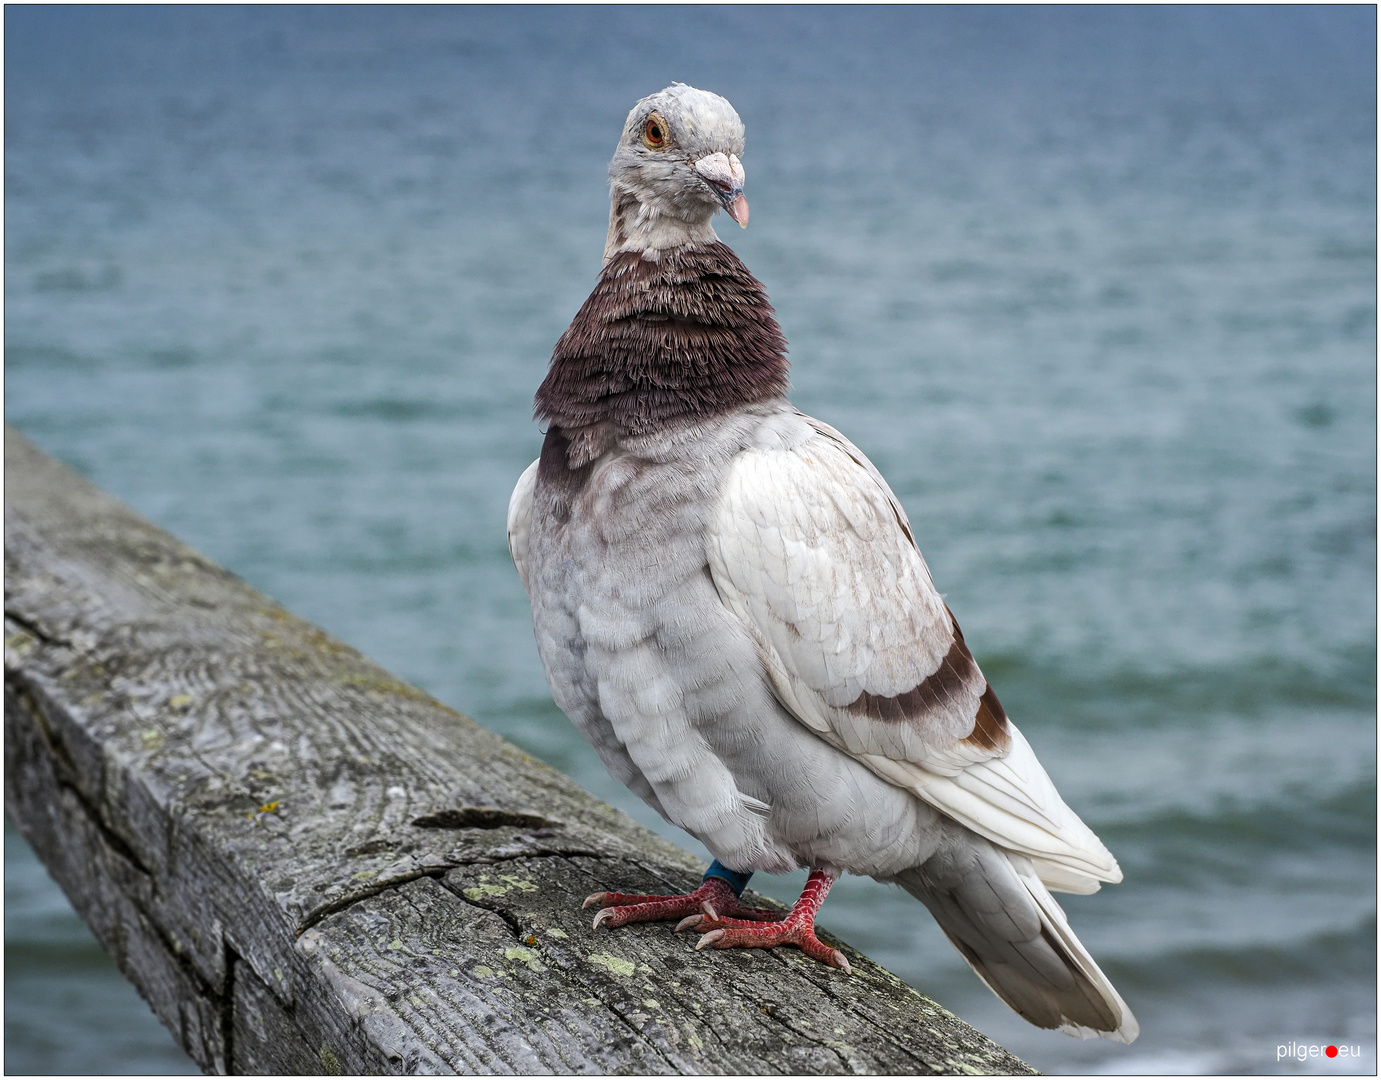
[507,459,540,595]
[707,418,1119,891]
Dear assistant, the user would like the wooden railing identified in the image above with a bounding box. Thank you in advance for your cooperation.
[4,426,1033,1074]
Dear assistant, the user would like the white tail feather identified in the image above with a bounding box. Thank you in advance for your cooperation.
[896,833,1139,1042]
[1008,853,1139,1042]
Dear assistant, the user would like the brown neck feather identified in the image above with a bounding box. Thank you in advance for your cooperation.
[534,241,789,457]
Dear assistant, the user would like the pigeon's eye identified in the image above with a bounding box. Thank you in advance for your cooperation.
[642,114,669,150]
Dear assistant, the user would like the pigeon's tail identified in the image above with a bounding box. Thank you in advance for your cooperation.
[893,831,1139,1043]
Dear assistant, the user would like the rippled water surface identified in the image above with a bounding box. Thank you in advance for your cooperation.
[5,7,1375,1074]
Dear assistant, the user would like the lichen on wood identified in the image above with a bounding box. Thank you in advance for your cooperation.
[4,425,1035,1075]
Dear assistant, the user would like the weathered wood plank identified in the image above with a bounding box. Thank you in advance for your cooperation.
[4,425,1035,1075]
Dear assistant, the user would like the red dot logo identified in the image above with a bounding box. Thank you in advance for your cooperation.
[1326,1046,1339,1058]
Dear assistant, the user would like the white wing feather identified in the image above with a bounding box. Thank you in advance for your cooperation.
[507,459,540,595]
[707,419,1120,891]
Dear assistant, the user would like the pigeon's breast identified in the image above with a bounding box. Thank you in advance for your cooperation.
[525,403,942,876]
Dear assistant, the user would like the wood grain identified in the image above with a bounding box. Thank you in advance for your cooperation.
[4,425,1035,1075]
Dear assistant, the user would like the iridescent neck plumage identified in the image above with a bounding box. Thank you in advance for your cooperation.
[536,241,789,456]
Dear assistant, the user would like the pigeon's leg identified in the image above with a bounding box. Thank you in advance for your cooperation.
[584,861,782,930]
[687,868,851,973]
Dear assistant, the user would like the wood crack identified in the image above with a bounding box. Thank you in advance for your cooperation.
[675,977,740,1060]
[599,984,682,1075]
[477,845,606,864]
[755,1003,853,1072]
[791,957,939,1064]
[297,868,445,936]
[5,670,155,880]
[435,859,684,1074]
[296,848,606,936]
[221,941,239,1073]
[436,875,527,942]
[411,808,560,830]
[5,608,71,649]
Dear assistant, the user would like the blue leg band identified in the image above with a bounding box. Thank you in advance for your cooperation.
[702,860,753,897]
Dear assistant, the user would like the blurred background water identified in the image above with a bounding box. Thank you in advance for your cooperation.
[4,6,1375,1074]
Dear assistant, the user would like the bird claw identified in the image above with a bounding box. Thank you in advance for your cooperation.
[579,872,849,973]
[697,925,852,973]
[676,898,726,933]
[575,878,778,932]
[685,870,852,974]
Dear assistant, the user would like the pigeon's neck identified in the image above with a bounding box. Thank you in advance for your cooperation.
[535,241,790,464]
[603,189,719,265]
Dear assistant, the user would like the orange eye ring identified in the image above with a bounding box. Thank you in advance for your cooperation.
[642,113,669,150]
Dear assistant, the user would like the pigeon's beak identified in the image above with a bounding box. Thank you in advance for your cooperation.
[693,152,749,229]
[725,191,750,228]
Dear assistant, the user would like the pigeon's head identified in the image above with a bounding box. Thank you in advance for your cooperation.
[610,84,749,230]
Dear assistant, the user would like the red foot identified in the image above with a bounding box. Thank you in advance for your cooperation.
[693,869,851,973]
[583,877,782,930]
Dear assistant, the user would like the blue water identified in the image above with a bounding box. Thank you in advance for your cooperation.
[5,7,1375,1074]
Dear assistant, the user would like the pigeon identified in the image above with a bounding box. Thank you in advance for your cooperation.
[507,83,1138,1042]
